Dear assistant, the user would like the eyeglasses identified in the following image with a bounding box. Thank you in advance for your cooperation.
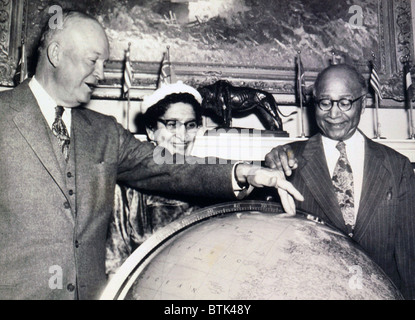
[158,119,198,132]
[316,94,365,112]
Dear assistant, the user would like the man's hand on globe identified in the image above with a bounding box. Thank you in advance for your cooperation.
[235,164,304,216]
[264,145,298,176]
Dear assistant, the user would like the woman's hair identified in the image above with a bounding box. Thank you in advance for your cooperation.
[144,92,202,130]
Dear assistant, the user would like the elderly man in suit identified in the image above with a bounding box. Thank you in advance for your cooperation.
[265,64,415,299]
[0,11,303,300]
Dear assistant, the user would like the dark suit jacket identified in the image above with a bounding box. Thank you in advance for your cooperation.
[286,133,415,299]
[0,80,236,300]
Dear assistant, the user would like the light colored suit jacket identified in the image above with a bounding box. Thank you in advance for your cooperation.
[0,80,236,300]
[285,133,415,299]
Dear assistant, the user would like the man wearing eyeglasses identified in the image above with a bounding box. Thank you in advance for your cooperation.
[265,64,415,299]
[0,11,305,300]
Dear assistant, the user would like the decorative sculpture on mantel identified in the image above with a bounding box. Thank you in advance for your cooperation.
[198,80,289,134]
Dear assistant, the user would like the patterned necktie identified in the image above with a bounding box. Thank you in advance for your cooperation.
[331,141,355,236]
[52,106,70,161]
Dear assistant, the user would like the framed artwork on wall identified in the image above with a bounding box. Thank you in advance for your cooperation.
[0,0,26,86]
[2,0,414,103]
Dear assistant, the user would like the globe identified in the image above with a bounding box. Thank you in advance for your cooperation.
[101,201,403,300]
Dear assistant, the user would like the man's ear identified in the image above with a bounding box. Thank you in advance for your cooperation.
[146,127,155,141]
[46,42,61,68]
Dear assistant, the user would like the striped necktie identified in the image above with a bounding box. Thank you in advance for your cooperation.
[331,141,355,237]
[51,106,70,161]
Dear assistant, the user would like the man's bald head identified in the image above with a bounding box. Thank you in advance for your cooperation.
[35,10,109,107]
[37,11,105,60]
[313,64,368,98]
[312,64,368,141]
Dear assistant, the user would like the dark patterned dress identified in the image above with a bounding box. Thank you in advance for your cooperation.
[105,184,199,275]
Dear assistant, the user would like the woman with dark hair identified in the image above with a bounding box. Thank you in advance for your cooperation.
[106,82,205,275]
[142,88,203,156]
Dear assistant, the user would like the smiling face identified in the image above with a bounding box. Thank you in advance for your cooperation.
[314,66,366,141]
[147,102,199,155]
[50,17,109,107]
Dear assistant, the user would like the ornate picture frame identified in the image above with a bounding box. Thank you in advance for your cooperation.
[0,0,26,87]
[2,0,414,105]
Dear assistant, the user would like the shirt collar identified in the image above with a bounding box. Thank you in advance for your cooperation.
[29,76,57,111]
[321,130,364,150]
[29,76,72,135]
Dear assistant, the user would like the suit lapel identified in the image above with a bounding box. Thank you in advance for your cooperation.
[298,134,347,232]
[353,137,390,240]
[12,82,69,199]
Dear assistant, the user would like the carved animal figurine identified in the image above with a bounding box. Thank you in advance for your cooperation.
[198,80,284,131]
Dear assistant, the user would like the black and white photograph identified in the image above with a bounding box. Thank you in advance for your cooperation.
[0,0,415,307]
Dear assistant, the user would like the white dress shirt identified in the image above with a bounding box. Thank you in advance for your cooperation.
[28,77,72,136]
[321,131,365,218]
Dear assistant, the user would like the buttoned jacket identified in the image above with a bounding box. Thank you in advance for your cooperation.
[0,80,235,299]
[285,133,415,299]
